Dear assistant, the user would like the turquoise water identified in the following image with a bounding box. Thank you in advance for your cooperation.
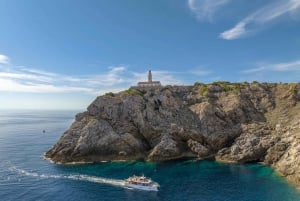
[0,110,300,201]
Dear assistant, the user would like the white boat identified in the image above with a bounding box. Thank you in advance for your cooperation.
[124,175,159,191]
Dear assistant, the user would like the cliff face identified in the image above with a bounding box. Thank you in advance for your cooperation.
[45,82,300,187]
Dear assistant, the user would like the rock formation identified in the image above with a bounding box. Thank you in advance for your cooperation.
[45,82,300,187]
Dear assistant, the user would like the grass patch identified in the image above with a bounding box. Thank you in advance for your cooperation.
[232,83,241,91]
[212,81,230,85]
[161,85,172,92]
[223,85,233,92]
[104,92,115,97]
[289,85,298,95]
[194,82,205,87]
[211,81,241,93]
[125,88,145,96]
[199,85,208,96]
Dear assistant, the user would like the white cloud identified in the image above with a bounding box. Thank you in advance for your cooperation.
[220,22,247,40]
[187,68,212,76]
[0,54,10,64]
[0,56,218,109]
[82,66,129,87]
[0,63,190,94]
[242,66,266,74]
[220,0,300,40]
[20,67,58,77]
[152,70,184,85]
[109,66,126,73]
[0,78,93,93]
[272,60,300,71]
[0,65,133,94]
[0,55,217,95]
[188,0,231,21]
[0,72,54,83]
[242,60,300,74]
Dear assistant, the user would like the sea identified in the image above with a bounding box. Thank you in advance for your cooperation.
[0,110,300,201]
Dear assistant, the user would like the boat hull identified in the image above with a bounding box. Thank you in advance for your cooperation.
[124,183,159,191]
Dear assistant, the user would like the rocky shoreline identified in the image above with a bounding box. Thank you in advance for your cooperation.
[45,82,300,188]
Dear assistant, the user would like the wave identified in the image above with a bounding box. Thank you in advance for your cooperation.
[8,165,125,188]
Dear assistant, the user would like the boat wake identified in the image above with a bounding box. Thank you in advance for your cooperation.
[8,165,126,188]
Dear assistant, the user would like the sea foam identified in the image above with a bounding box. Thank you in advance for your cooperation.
[8,165,125,188]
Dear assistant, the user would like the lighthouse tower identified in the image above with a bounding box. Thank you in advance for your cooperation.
[148,70,153,82]
[136,70,161,88]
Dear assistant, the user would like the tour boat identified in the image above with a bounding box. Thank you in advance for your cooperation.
[124,175,159,191]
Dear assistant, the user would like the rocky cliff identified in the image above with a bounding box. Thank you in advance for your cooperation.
[45,82,300,187]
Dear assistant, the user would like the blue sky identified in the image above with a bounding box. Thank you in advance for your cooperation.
[1,0,300,110]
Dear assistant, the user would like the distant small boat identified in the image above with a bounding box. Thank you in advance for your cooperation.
[124,175,159,191]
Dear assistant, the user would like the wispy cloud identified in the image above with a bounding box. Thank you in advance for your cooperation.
[0,54,10,64]
[220,0,300,40]
[20,67,58,77]
[188,0,231,21]
[242,66,266,74]
[0,55,179,94]
[242,60,300,74]
[0,54,218,94]
[0,65,132,94]
[0,71,54,83]
[187,68,211,76]
[0,78,94,93]
[0,54,130,93]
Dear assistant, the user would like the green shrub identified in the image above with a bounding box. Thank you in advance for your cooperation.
[212,81,241,93]
[223,85,232,92]
[212,81,230,85]
[233,83,241,91]
[105,92,115,97]
[194,82,205,87]
[289,85,298,95]
[199,85,208,96]
[125,88,144,96]
[161,85,172,92]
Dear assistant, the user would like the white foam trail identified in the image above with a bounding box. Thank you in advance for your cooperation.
[8,166,125,187]
[63,175,125,187]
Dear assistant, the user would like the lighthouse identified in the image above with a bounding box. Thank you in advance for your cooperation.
[136,70,161,88]
[148,70,153,82]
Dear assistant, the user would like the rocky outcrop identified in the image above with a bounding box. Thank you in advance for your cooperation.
[45,82,300,187]
[264,116,300,187]
[216,123,277,163]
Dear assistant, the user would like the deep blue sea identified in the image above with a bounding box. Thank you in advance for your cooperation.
[1,110,300,201]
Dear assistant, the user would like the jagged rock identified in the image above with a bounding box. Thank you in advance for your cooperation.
[264,141,288,165]
[266,116,300,187]
[147,134,181,161]
[216,124,276,163]
[45,82,300,188]
[187,139,210,158]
